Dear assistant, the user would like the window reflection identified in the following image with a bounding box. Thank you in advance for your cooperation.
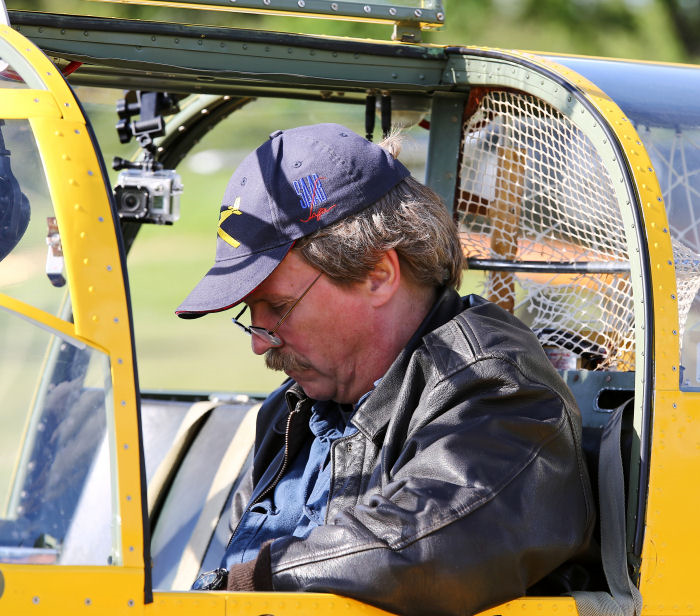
[0,57,29,88]
[637,124,700,389]
[0,308,119,566]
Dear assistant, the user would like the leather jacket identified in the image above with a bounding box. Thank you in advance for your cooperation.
[227,288,595,616]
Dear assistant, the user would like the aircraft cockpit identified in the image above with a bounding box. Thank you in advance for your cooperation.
[1,2,699,614]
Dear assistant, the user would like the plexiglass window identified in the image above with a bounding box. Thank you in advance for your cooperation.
[0,57,29,88]
[639,122,700,388]
[0,309,119,566]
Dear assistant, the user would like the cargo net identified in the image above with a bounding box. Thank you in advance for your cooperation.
[456,89,633,370]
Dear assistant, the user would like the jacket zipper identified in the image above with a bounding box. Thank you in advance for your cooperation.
[226,406,301,550]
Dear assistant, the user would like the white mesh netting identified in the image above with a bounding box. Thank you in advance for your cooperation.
[456,89,634,370]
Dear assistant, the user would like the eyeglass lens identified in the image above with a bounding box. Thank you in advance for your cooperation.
[232,272,322,347]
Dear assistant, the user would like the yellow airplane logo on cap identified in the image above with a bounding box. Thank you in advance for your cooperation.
[217,197,242,248]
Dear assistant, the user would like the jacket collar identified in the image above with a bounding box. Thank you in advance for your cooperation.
[350,286,465,441]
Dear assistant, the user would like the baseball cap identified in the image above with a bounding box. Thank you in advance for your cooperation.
[176,123,410,319]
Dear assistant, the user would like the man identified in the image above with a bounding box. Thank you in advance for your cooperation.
[176,123,594,616]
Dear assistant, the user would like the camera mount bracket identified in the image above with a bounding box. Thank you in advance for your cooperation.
[113,91,180,172]
[111,91,184,225]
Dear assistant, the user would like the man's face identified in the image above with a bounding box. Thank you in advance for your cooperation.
[242,251,373,404]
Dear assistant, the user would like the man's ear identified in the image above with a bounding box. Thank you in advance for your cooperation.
[366,249,401,307]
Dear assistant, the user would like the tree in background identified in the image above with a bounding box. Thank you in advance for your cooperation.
[659,0,700,59]
[425,0,695,63]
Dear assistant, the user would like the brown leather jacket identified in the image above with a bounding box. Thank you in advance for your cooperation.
[226,288,595,616]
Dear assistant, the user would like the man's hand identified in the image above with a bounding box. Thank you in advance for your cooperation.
[226,541,273,591]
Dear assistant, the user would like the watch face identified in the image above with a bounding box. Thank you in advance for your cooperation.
[192,569,227,590]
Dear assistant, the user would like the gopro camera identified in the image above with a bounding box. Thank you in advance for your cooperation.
[114,168,183,224]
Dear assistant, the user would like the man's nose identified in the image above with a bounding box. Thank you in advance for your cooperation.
[251,333,276,355]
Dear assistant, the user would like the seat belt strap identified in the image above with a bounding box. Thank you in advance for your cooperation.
[171,402,260,590]
[147,399,222,519]
[573,402,643,616]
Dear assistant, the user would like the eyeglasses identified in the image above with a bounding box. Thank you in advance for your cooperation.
[232,272,322,347]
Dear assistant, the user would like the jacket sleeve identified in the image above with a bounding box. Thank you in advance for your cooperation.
[264,348,595,616]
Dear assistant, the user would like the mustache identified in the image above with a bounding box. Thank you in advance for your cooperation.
[265,348,311,373]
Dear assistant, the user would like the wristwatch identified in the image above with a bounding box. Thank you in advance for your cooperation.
[191,567,228,591]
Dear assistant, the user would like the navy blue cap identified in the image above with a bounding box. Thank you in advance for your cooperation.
[176,123,410,318]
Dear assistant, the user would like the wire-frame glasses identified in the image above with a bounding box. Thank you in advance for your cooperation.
[232,272,322,347]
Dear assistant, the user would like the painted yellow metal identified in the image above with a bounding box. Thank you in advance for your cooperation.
[0,91,61,119]
[641,389,700,614]
[0,295,96,349]
[0,21,147,612]
[27,87,144,576]
[153,593,577,616]
[1,566,144,614]
[0,25,86,124]
[475,598,579,616]
[150,591,225,615]
[151,590,396,615]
